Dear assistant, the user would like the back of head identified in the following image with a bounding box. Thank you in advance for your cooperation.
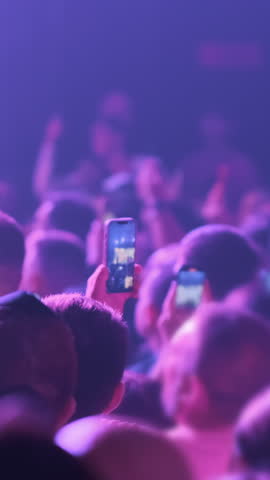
[164,304,270,424]
[105,183,141,221]
[44,294,127,418]
[0,292,76,419]
[179,225,259,299]
[136,265,173,348]
[236,388,270,470]
[0,211,25,294]
[194,304,270,422]
[23,230,86,296]
[35,192,95,241]
[57,416,191,480]
[0,432,92,480]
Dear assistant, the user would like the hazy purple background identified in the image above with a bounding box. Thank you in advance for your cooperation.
[1,1,269,208]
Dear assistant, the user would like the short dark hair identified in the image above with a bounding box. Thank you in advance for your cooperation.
[44,294,128,419]
[236,388,270,469]
[0,433,92,480]
[179,225,259,299]
[0,211,25,291]
[24,230,86,294]
[193,304,270,421]
[38,193,95,241]
[0,292,76,414]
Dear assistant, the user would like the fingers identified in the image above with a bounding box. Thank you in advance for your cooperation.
[132,264,143,297]
[86,264,108,299]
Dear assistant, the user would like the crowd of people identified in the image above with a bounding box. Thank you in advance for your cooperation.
[1,90,270,480]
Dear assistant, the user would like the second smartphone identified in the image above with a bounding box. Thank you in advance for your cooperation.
[176,266,206,309]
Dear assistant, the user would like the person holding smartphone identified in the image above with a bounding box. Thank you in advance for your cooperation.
[158,224,259,344]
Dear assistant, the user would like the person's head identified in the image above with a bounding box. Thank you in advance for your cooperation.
[90,118,128,158]
[102,174,142,222]
[22,230,86,296]
[136,266,173,351]
[177,225,259,301]
[99,90,133,125]
[0,291,77,429]
[226,282,270,322]
[158,225,260,344]
[44,294,127,419]
[235,388,270,471]
[162,304,270,427]
[34,192,95,242]
[200,112,228,146]
[57,417,191,480]
[0,432,93,480]
[0,211,25,295]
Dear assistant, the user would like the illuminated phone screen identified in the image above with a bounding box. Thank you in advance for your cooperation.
[107,220,136,293]
[176,268,206,309]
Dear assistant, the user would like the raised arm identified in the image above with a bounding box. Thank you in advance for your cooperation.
[33,115,63,199]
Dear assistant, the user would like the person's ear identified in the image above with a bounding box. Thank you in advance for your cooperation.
[179,374,207,408]
[55,397,76,431]
[103,382,125,414]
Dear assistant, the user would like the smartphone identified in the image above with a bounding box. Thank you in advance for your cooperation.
[176,267,206,309]
[105,218,136,293]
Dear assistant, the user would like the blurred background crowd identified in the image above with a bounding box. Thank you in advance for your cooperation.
[0,2,270,480]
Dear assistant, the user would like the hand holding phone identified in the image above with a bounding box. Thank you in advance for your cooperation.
[86,264,142,315]
[105,218,136,293]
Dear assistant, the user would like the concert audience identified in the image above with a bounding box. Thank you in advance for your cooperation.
[0,98,269,480]
[159,224,260,343]
[44,294,127,419]
[181,113,258,218]
[162,304,270,480]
